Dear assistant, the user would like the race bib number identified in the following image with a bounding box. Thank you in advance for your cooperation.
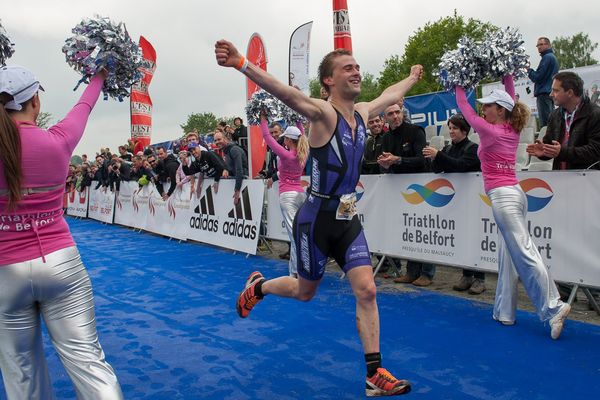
[336,193,357,221]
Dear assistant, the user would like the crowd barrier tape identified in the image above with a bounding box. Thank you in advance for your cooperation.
[68,171,600,288]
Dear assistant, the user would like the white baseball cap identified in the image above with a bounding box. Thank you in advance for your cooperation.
[281,126,302,140]
[477,89,514,112]
[0,65,44,111]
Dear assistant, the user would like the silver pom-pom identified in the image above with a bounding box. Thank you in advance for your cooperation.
[0,20,15,66]
[62,15,143,101]
[245,89,306,126]
[436,27,530,91]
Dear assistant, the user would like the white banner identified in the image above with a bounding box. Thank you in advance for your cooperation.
[88,183,115,224]
[186,179,264,254]
[482,63,600,116]
[114,181,148,230]
[145,183,192,241]
[66,187,89,218]
[289,21,313,95]
[263,177,310,241]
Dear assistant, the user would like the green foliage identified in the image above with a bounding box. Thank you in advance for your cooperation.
[552,32,599,69]
[356,72,379,102]
[378,11,498,95]
[36,111,53,129]
[181,112,219,135]
[309,78,321,98]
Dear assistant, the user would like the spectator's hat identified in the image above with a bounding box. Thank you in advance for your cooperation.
[477,89,514,112]
[0,65,45,111]
[187,142,199,149]
[281,126,302,140]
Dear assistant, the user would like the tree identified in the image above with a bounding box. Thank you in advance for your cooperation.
[378,11,498,95]
[180,112,218,135]
[356,73,379,103]
[309,77,321,99]
[552,32,598,69]
[36,111,53,129]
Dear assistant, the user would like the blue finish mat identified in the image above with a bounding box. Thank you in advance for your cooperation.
[1,218,599,399]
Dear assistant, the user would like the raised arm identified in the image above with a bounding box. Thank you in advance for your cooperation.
[215,40,326,123]
[358,65,423,119]
[455,86,492,137]
[502,75,516,100]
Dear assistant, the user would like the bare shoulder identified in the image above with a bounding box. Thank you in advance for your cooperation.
[308,101,339,148]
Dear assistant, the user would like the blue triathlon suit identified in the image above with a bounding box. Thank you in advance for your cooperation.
[293,109,372,280]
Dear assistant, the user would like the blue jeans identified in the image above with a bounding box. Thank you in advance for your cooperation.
[536,94,554,128]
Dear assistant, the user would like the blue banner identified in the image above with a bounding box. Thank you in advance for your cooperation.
[404,90,476,132]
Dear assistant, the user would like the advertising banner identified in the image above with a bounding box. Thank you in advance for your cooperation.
[332,0,352,51]
[88,183,115,224]
[246,33,268,178]
[114,181,148,230]
[145,183,193,240]
[187,179,264,254]
[288,21,313,95]
[130,36,157,151]
[404,90,476,131]
[66,187,89,218]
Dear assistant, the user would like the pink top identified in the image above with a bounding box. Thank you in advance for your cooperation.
[456,76,519,192]
[0,75,104,265]
[260,120,304,194]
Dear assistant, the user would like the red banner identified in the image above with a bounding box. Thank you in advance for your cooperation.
[333,0,352,51]
[246,33,268,178]
[130,36,156,153]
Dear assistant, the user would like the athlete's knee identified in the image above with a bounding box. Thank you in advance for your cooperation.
[354,282,377,303]
[296,290,316,302]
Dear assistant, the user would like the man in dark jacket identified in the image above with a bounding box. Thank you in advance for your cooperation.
[181,142,226,193]
[528,37,559,127]
[232,117,248,150]
[156,146,181,200]
[214,131,248,205]
[362,114,385,174]
[527,71,600,170]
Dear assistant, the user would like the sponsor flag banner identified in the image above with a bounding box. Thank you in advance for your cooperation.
[288,21,313,95]
[88,183,115,224]
[404,90,476,131]
[246,33,268,178]
[145,183,192,240]
[187,179,264,254]
[332,0,352,51]
[66,187,89,218]
[130,36,157,152]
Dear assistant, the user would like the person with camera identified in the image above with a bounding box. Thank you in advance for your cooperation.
[154,146,180,201]
[108,158,132,193]
[180,142,225,195]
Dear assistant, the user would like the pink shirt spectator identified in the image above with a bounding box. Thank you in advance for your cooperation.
[0,75,104,264]
[455,76,519,192]
[260,120,305,194]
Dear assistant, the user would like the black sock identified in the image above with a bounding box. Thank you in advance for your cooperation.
[365,352,381,377]
[254,279,265,299]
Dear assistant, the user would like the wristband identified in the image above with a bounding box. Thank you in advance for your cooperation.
[236,56,249,73]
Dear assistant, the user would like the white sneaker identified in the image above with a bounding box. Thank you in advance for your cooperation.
[549,304,571,340]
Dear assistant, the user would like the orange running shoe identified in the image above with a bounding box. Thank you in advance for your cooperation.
[236,271,265,318]
[365,368,411,397]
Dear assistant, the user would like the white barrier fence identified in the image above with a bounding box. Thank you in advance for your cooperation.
[67,171,600,287]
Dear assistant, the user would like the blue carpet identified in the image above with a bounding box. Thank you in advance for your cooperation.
[1,217,599,399]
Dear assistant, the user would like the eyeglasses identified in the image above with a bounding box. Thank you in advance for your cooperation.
[148,159,157,164]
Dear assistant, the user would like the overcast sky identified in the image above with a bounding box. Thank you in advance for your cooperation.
[4,0,600,156]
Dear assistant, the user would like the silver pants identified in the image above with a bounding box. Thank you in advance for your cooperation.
[488,185,564,323]
[279,191,306,276]
[0,246,123,400]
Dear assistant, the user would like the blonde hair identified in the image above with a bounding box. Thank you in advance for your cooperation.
[294,135,309,167]
[508,101,530,133]
[0,95,23,211]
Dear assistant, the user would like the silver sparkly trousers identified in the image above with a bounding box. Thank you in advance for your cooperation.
[488,185,564,323]
[0,246,123,400]
[279,191,306,276]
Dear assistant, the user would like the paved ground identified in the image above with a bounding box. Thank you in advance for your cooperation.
[260,240,600,326]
